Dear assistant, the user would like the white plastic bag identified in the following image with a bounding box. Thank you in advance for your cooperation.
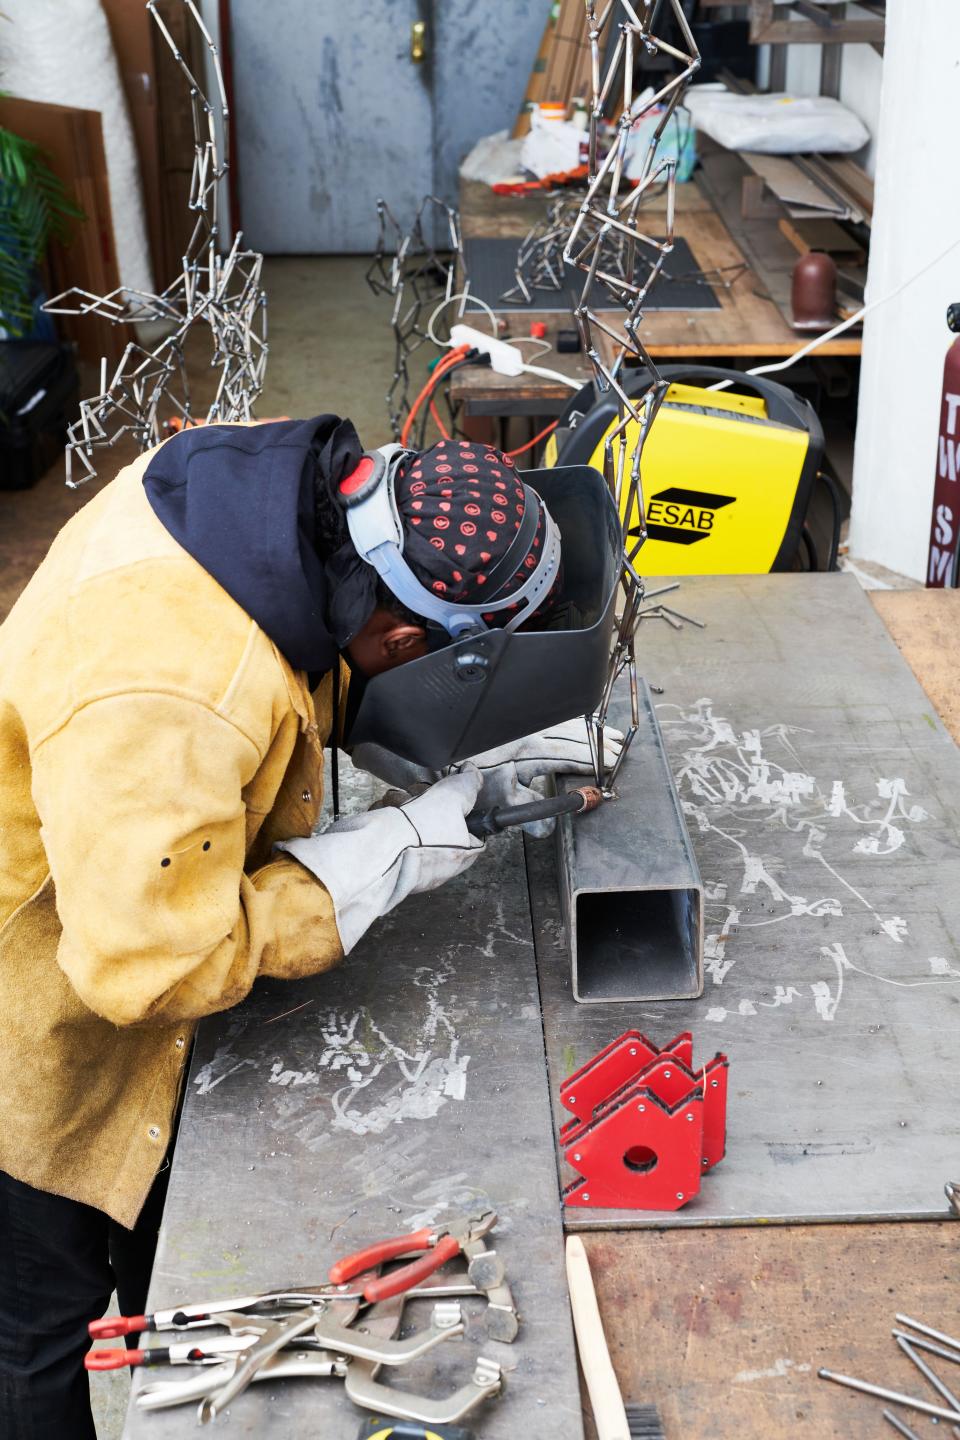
[519,112,585,180]
[684,88,869,154]
[459,130,527,186]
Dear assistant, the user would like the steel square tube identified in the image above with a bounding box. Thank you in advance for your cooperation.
[557,678,704,1003]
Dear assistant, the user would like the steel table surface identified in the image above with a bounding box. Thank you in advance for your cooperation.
[122,826,583,1437]
[529,572,960,1228]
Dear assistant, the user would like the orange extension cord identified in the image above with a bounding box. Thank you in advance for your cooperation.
[403,347,559,462]
[400,345,470,447]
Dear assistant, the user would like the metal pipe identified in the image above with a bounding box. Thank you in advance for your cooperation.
[557,679,703,1003]
[817,1368,960,1423]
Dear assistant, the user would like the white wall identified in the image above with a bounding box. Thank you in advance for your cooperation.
[849,1,960,581]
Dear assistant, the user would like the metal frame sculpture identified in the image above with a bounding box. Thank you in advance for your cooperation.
[45,0,267,487]
[365,195,467,442]
[565,0,700,789]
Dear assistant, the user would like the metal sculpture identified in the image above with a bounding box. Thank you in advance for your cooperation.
[564,0,700,789]
[365,195,467,442]
[45,0,267,486]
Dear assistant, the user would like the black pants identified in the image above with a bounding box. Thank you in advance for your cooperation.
[0,1163,170,1440]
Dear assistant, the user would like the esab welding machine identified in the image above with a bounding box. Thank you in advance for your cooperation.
[544,364,837,573]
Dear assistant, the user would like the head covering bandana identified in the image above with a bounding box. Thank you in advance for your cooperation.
[323,439,552,645]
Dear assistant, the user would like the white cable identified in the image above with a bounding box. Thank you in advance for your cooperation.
[524,362,584,391]
[426,290,498,349]
[507,336,554,359]
[708,232,960,391]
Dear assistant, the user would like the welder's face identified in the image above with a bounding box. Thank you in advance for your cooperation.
[346,607,429,678]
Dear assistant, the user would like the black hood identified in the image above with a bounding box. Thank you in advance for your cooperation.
[143,416,362,673]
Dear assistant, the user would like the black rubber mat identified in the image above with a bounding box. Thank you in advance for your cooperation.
[464,234,720,313]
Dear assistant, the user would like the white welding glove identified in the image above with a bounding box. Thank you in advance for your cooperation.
[457,717,625,839]
[275,766,484,953]
[355,720,624,840]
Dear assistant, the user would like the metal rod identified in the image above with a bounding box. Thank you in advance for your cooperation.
[895,1335,960,1415]
[892,1331,960,1367]
[896,1316,960,1356]
[882,1411,922,1440]
[817,1368,960,1423]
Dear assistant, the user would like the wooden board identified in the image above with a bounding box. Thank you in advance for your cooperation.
[579,1223,958,1440]
[0,95,126,365]
[778,216,866,264]
[740,153,862,223]
[123,826,584,1438]
[101,0,204,288]
[870,589,960,747]
[749,0,886,46]
[512,0,592,137]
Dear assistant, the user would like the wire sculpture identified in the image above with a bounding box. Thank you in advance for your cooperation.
[501,188,746,308]
[501,192,584,305]
[564,0,701,789]
[365,195,468,441]
[44,0,267,487]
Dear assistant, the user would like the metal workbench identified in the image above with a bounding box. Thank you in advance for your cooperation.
[123,817,584,1436]
[123,573,960,1435]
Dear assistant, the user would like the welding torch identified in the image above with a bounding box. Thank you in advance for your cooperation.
[466,785,604,839]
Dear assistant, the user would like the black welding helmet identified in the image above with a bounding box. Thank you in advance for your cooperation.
[342,460,621,769]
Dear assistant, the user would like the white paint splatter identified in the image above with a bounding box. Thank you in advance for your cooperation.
[734,1357,811,1384]
[265,962,472,1137]
[192,1044,258,1095]
[657,697,936,1025]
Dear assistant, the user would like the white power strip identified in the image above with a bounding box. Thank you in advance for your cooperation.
[449,323,525,377]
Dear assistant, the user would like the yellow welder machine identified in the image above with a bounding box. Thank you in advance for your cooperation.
[544,364,839,573]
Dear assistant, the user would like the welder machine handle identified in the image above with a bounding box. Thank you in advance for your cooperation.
[466,784,604,839]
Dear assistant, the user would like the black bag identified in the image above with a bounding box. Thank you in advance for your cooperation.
[0,340,79,491]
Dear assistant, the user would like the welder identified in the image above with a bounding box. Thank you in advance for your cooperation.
[0,416,620,1437]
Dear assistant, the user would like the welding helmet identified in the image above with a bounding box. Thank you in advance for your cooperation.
[339,448,622,769]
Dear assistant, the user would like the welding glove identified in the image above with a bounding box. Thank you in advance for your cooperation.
[354,720,624,840]
[455,718,625,839]
[275,765,484,953]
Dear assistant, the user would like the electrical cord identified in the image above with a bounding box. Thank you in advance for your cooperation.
[708,232,960,391]
[818,468,845,572]
[522,362,584,391]
[427,291,498,349]
[400,345,470,447]
[505,419,559,459]
[415,355,481,448]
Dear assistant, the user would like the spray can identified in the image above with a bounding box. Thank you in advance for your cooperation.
[926,302,960,587]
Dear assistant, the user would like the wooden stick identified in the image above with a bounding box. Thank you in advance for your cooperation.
[565,1236,629,1440]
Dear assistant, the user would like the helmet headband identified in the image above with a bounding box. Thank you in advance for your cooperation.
[339,444,561,637]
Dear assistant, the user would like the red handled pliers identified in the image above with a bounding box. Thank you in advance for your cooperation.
[329,1209,498,1303]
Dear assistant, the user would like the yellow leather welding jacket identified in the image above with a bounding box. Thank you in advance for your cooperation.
[0,448,345,1228]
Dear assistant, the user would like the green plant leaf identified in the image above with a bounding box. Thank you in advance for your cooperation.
[0,122,85,334]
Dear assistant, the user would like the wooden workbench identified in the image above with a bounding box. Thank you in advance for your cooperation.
[453,159,862,418]
[581,1223,958,1440]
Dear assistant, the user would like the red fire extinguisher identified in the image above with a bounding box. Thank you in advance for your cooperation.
[926,302,960,587]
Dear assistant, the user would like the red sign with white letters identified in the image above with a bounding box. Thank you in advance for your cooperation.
[926,332,960,587]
